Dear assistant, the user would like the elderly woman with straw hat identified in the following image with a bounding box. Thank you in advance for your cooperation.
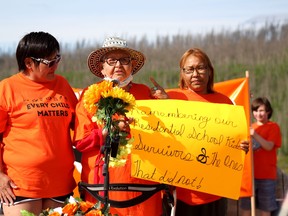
[73,37,167,216]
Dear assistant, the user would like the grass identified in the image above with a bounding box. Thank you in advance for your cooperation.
[278,154,288,175]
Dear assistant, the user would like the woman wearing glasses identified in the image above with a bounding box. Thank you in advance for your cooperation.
[0,31,78,215]
[167,48,250,216]
[73,37,167,216]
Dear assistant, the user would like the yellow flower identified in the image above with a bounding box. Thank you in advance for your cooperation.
[62,202,78,215]
[82,80,136,168]
[102,86,136,110]
[48,212,61,216]
[83,80,113,115]
[79,200,95,212]
[85,209,103,216]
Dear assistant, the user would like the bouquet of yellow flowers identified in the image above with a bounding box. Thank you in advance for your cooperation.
[21,196,116,216]
[83,80,136,167]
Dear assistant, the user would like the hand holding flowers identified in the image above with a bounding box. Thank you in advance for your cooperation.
[83,80,136,167]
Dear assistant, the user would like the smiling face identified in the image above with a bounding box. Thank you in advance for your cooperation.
[25,52,60,82]
[253,104,269,124]
[181,55,210,94]
[251,97,273,125]
[100,50,134,82]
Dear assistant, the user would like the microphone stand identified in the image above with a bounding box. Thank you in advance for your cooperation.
[102,133,111,212]
[101,114,120,212]
[101,80,120,212]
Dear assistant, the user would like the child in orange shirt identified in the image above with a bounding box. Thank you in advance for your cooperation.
[240,97,282,216]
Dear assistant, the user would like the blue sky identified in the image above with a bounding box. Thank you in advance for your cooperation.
[1,0,288,52]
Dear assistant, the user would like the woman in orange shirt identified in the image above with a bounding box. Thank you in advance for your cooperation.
[74,37,167,216]
[167,48,250,216]
[0,32,77,215]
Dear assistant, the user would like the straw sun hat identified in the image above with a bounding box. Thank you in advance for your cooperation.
[87,37,145,78]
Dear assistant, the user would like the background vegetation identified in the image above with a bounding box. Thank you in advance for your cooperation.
[1,22,287,173]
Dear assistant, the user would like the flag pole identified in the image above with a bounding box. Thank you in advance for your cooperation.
[246,71,256,216]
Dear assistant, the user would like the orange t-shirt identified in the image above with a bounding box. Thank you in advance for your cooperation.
[0,73,78,197]
[167,88,233,205]
[252,121,281,179]
[74,82,162,216]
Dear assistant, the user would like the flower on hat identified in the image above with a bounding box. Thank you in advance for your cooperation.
[83,80,136,167]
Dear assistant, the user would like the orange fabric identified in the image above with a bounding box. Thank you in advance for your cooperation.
[71,88,85,197]
[214,77,253,197]
[252,121,281,179]
[74,82,162,216]
[72,87,83,100]
[167,88,233,205]
[71,87,83,197]
[73,163,81,197]
[167,89,233,104]
[0,73,77,197]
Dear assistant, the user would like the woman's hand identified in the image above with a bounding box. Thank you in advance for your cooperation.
[0,172,18,206]
[240,140,250,154]
[150,77,169,99]
[117,117,132,134]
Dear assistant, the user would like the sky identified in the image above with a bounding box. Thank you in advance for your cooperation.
[1,0,288,53]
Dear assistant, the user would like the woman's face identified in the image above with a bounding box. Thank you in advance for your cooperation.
[253,105,269,124]
[27,53,60,82]
[101,50,134,82]
[181,55,210,94]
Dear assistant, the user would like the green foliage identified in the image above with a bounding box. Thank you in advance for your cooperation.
[59,70,100,88]
[20,210,35,216]
[134,69,180,88]
[278,154,288,175]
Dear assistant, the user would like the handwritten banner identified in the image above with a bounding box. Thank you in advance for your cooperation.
[129,99,248,199]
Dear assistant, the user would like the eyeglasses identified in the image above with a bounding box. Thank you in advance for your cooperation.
[104,57,132,66]
[31,55,61,67]
[182,65,207,75]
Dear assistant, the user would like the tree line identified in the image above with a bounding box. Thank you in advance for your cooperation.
[1,22,287,162]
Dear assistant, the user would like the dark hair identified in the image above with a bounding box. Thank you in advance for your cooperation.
[179,48,214,93]
[251,97,273,119]
[16,31,60,71]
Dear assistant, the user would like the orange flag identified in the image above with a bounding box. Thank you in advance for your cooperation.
[214,74,253,197]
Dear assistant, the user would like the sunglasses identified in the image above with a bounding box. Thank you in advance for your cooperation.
[31,55,61,67]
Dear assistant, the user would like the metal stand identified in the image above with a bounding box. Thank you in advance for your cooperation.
[101,135,111,212]
[101,121,120,212]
